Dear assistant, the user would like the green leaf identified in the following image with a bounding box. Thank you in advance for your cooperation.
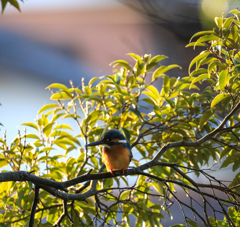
[230,9,240,15]
[121,127,130,142]
[163,75,170,93]
[194,35,220,48]
[185,42,205,48]
[200,109,214,128]
[189,51,210,74]
[43,123,54,136]
[171,225,186,227]
[186,219,199,227]
[25,134,40,139]
[152,64,181,82]
[223,17,233,30]
[37,103,59,115]
[89,77,99,86]
[103,177,113,188]
[219,70,230,91]
[91,156,99,168]
[50,91,72,100]
[189,30,218,42]
[127,53,142,62]
[233,58,240,73]
[190,74,209,89]
[211,93,230,108]
[46,83,69,91]
[143,85,160,104]
[110,60,132,71]
[55,124,73,131]
[149,55,167,63]
[21,122,38,131]
[6,0,21,12]
[0,158,8,168]
[120,190,130,200]
[27,181,33,191]
[215,17,223,29]
[220,156,234,169]
[1,0,7,13]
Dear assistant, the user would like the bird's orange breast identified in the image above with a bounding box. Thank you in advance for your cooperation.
[102,144,130,172]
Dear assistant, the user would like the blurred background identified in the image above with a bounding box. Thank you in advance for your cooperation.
[0,0,239,225]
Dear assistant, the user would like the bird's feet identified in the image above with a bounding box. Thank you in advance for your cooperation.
[110,169,125,175]
[110,169,114,175]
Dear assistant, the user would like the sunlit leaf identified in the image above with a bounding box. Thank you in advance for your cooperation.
[43,123,54,136]
[110,60,132,71]
[37,103,59,115]
[189,51,210,74]
[21,122,38,131]
[50,91,72,100]
[223,17,233,31]
[190,74,209,89]
[219,70,230,91]
[215,17,223,29]
[147,55,167,71]
[194,35,220,49]
[89,77,99,86]
[152,64,181,82]
[189,30,218,42]
[46,83,69,91]
[127,53,142,62]
[211,93,230,108]
[0,158,8,168]
[54,124,73,131]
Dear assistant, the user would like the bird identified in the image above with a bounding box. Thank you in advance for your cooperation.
[86,129,132,175]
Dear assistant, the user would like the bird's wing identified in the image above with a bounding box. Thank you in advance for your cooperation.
[125,141,133,162]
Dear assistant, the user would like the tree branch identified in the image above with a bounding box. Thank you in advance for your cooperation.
[29,185,39,227]
[53,200,73,226]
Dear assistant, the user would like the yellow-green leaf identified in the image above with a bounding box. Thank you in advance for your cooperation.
[189,30,218,42]
[200,109,214,128]
[223,17,233,30]
[55,124,73,131]
[215,17,223,29]
[190,74,209,89]
[0,158,8,168]
[38,103,59,115]
[43,123,54,136]
[46,83,69,91]
[189,51,210,74]
[211,93,230,108]
[110,60,132,71]
[21,122,38,131]
[219,70,230,91]
[50,91,72,100]
[152,64,181,82]
[194,35,220,48]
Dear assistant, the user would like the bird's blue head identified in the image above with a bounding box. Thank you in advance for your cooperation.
[86,129,128,148]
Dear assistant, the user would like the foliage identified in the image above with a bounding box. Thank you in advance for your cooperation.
[0,8,240,227]
[0,0,22,13]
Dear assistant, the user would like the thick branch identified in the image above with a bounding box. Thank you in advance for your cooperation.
[152,99,240,161]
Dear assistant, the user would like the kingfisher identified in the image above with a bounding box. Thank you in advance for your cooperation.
[86,129,132,175]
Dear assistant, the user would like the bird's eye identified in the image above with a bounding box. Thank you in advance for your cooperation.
[106,138,112,142]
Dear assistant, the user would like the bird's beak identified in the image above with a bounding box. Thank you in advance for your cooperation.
[86,139,105,147]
